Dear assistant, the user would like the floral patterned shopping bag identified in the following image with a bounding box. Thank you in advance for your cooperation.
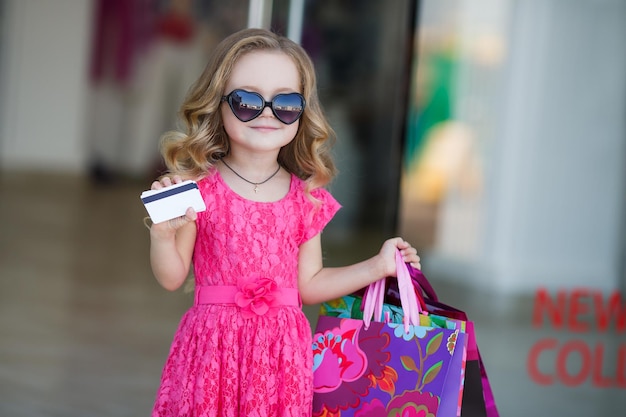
[312,316,467,416]
[312,251,468,417]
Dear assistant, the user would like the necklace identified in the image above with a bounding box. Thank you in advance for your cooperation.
[221,159,281,193]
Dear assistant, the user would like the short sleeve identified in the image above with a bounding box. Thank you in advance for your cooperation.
[301,188,341,244]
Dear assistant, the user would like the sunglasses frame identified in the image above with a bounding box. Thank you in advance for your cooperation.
[221,89,306,125]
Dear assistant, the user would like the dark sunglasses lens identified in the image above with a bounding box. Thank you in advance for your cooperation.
[229,90,263,121]
[272,94,304,124]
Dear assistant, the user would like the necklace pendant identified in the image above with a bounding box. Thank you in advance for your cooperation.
[220,159,281,194]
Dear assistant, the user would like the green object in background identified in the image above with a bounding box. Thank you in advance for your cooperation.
[405,51,457,171]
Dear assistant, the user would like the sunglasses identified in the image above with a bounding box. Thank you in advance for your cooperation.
[221,89,305,125]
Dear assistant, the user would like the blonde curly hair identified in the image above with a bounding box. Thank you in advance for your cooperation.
[160,28,336,192]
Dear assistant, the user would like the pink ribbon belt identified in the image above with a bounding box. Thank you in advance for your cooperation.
[195,284,301,318]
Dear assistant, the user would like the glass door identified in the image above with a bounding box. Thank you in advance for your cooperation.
[273,0,416,263]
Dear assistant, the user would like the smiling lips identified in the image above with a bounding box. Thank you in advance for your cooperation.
[252,125,279,131]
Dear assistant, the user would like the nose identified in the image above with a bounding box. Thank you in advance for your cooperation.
[260,101,274,117]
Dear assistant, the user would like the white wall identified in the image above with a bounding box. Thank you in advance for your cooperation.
[0,0,93,172]
[432,0,626,294]
[490,0,626,293]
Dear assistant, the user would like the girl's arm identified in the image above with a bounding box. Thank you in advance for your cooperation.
[150,214,196,291]
[148,176,198,291]
[297,234,420,305]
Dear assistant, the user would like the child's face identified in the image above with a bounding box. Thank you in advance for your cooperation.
[222,51,302,154]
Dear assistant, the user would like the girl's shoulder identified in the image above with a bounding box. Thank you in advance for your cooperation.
[292,176,341,210]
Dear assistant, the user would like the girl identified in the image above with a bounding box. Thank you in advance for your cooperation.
[148,28,421,416]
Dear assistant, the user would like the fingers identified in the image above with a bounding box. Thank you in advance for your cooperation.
[409,259,422,270]
[389,237,422,270]
[167,216,188,230]
[166,207,197,230]
[151,175,184,190]
[402,249,421,270]
[167,207,196,229]
[185,206,197,221]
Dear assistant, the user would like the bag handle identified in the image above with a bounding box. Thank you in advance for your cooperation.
[362,250,422,332]
[362,277,385,326]
[408,265,439,302]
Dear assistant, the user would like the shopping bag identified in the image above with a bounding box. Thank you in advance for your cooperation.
[319,278,468,416]
[312,251,468,417]
[406,267,500,417]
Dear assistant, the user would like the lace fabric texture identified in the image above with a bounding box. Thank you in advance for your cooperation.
[152,170,341,417]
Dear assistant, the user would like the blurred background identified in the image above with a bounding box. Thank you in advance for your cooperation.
[1,0,624,416]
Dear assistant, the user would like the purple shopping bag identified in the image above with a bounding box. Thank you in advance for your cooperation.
[312,251,468,417]
[406,267,499,417]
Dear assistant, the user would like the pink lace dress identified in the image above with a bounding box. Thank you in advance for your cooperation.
[152,170,340,417]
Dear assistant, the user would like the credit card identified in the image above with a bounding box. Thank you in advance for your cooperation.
[140,180,206,224]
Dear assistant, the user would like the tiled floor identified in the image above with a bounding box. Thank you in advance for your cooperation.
[1,172,624,416]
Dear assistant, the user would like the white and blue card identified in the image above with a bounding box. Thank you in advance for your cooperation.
[140,180,206,224]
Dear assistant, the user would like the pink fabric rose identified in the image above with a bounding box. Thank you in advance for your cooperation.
[234,277,279,319]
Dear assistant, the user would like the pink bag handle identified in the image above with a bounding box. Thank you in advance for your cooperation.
[408,265,439,302]
[363,278,385,327]
[363,250,422,332]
